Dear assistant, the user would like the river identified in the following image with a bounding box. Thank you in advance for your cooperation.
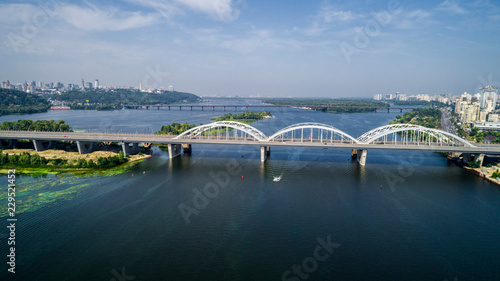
[1,100,499,280]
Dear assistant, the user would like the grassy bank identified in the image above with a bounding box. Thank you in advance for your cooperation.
[0,148,151,175]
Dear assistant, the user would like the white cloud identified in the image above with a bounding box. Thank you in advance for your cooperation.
[127,0,240,22]
[125,0,183,21]
[407,10,431,20]
[0,4,40,25]
[319,4,356,23]
[437,0,467,14]
[59,3,158,31]
[174,0,239,22]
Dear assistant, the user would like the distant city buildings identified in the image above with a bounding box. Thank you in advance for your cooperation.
[373,92,452,104]
[454,86,498,124]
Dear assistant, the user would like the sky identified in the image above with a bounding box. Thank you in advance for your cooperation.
[1,0,500,97]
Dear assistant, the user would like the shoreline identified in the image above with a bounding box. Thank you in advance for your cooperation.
[463,165,500,186]
[447,155,500,186]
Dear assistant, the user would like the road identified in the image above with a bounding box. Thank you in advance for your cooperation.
[2,130,500,154]
[441,107,456,135]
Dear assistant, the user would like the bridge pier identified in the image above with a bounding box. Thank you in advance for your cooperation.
[168,144,182,158]
[463,153,473,164]
[33,140,56,152]
[351,149,358,158]
[76,141,96,154]
[356,149,367,166]
[182,144,192,154]
[261,146,270,162]
[0,139,18,149]
[121,142,139,155]
[476,154,485,166]
[400,108,403,113]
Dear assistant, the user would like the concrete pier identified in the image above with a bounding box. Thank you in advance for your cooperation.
[121,142,139,155]
[351,149,357,158]
[76,141,96,154]
[261,146,270,162]
[182,144,192,154]
[476,154,485,166]
[168,144,182,158]
[356,149,367,166]
[32,140,55,152]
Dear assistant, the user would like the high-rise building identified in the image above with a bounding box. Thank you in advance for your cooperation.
[479,85,498,108]
[94,79,99,89]
[86,82,93,89]
[168,85,174,91]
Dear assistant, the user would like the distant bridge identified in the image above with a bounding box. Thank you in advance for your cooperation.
[123,104,416,113]
[0,121,493,165]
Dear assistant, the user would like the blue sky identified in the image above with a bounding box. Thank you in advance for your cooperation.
[1,0,499,97]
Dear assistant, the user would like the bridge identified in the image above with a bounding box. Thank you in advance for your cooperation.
[123,104,416,113]
[0,121,495,166]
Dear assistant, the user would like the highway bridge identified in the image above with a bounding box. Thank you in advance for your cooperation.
[0,121,495,165]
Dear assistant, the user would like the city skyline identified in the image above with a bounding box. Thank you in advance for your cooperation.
[1,0,500,97]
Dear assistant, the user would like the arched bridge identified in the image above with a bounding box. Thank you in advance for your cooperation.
[1,121,495,166]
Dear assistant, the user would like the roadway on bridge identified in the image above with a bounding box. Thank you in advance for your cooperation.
[1,130,500,155]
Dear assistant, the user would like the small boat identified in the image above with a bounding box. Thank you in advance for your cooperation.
[273,176,281,182]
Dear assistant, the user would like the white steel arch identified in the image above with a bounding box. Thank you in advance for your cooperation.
[358,124,475,147]
[174,121,268,141]
[266,122,360,143]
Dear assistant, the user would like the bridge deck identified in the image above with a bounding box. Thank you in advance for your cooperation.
[1,131,499,154]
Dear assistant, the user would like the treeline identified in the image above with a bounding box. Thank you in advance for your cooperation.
[0,151,128,169]
[393,100,445,107]
[212,110,271,122]
[390,108,441,129]
[55,89,201,107]
[470,130,500,143]
[69,103,120,111]
[0,120,71,132]
[263,99,388,113]
[156,122,199,135]
[0,89,50,115]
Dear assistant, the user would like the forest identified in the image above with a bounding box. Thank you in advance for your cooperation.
[0,89,50,115]
[155,122,199,135]
[212,110,271,123]
[56,89,201,107]
[0,120,71,132]
[263,98,388,113]
[390,108,442,129]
